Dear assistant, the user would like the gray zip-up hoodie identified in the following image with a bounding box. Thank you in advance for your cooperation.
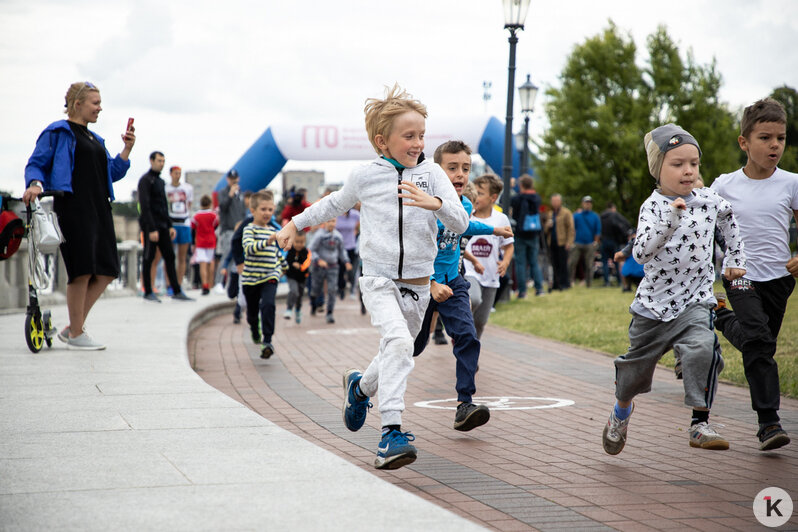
[292,157,468,279]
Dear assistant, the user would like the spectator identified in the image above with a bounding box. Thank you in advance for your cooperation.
[138,151,193,303]
[569,196,601,287]
[543,194,574,291]
[599,201,631,287]
[215,169,247,290]
[23,81,136,350]
[510,174,544,297]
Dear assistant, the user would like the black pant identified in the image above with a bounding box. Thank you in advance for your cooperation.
[550,242,570,290]
[716,276,795,423]
[243,280,277,344]
[227,271,240,299]
[142,228,181,295]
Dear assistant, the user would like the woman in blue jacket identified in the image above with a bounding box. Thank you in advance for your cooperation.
[23,81,136,351]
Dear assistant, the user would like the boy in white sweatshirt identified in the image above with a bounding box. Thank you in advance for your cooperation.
[275,84,467,470]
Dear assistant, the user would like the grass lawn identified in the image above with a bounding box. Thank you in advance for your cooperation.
[491,282,798,399]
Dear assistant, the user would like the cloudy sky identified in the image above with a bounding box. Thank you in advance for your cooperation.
[1,0,796,200]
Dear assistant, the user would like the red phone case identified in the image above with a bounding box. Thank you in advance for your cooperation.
[127,118,134,131]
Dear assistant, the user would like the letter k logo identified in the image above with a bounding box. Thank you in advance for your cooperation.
[765,496,783,517]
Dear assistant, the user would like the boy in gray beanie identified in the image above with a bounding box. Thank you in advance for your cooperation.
[602,124,747,455]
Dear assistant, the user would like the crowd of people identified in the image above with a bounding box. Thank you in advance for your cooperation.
[22,81,797,471]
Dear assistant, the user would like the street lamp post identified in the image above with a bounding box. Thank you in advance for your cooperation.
[500,0,531,212]
[518,74,539,177]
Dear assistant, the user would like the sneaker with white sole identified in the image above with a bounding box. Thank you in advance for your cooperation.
[66,332,106,351]
[602,403,633,455]
[57,326,70,343]
[454,402,490,431]
[689,422,729,450]
[342,369,371,432]
[374,429,417,470]
[283,309,292,320]
[758,424,790,451]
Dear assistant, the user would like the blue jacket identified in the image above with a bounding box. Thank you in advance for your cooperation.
[573,210,601,245]
[24,120,130,201]
[432,196,494,284]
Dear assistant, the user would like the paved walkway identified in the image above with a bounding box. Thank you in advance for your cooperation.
[192,296,798,531]
[0,291,483,531]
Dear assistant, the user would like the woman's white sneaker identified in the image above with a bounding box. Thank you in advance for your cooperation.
[66,332,106,351]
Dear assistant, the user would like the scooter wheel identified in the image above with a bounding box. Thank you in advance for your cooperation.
[25,312,44,353]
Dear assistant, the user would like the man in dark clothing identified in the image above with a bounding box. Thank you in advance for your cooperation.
[599,201,631,287]
[215,169,247,288]
[510,175,545,297]
[138,151,193,302]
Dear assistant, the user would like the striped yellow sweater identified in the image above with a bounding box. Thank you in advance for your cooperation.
[242,223,286,285]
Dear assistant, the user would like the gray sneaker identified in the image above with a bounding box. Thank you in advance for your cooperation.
[689,422,729,450]
[602,403,633,455]
[66,332,106,351]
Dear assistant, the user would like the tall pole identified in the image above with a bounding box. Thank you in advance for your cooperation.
[520,113,530,176]
[501,28,518,213]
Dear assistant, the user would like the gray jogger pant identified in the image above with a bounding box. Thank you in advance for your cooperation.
[614,303,724,409]
[358,276,430,427]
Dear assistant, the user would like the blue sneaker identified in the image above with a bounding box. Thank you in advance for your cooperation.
[342,369,371,432]
[375,429,417,470]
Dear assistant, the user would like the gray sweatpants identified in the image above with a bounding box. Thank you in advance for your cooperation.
[466,275,497,340]
[310,265,339,314]
[358,276,430,427]
[614,303,723,409]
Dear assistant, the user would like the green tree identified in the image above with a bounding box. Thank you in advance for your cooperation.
[770,85,798,173]
[536,22,739,222]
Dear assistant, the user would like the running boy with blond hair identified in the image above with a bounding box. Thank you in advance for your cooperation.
[276,84,468,470]
[711,98,798,451]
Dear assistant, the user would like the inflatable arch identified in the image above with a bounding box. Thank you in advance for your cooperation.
[216,116,522,192]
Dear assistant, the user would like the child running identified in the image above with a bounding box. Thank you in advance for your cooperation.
[242,190,286,360]
[710,98,798,451]
[413,141,512,432]
[191,195,218,295]
[463,174,515,339]
[283,231,311,324]
[275,84,468,470]
[602,124,746,455]
[309,218,352,324]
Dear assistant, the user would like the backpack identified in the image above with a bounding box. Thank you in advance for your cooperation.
[0,208,24,260]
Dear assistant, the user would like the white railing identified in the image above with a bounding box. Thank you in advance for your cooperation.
[0,240,142,311]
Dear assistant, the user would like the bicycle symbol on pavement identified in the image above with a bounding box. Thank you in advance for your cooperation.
[414,396,575,410]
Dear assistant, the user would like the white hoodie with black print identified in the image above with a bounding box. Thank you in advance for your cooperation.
[630,187,745,321]
[292,157,468,280]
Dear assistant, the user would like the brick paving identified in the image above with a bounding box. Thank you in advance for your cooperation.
[190,298,798,531]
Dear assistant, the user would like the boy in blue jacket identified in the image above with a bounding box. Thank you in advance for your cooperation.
[413,141,512,431]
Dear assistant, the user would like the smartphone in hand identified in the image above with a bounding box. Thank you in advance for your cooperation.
[127,117,134,131]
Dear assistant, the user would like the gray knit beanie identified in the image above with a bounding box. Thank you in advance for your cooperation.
[643,124,702,180]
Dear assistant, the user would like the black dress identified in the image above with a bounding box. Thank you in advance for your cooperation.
[53,122,120,283]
